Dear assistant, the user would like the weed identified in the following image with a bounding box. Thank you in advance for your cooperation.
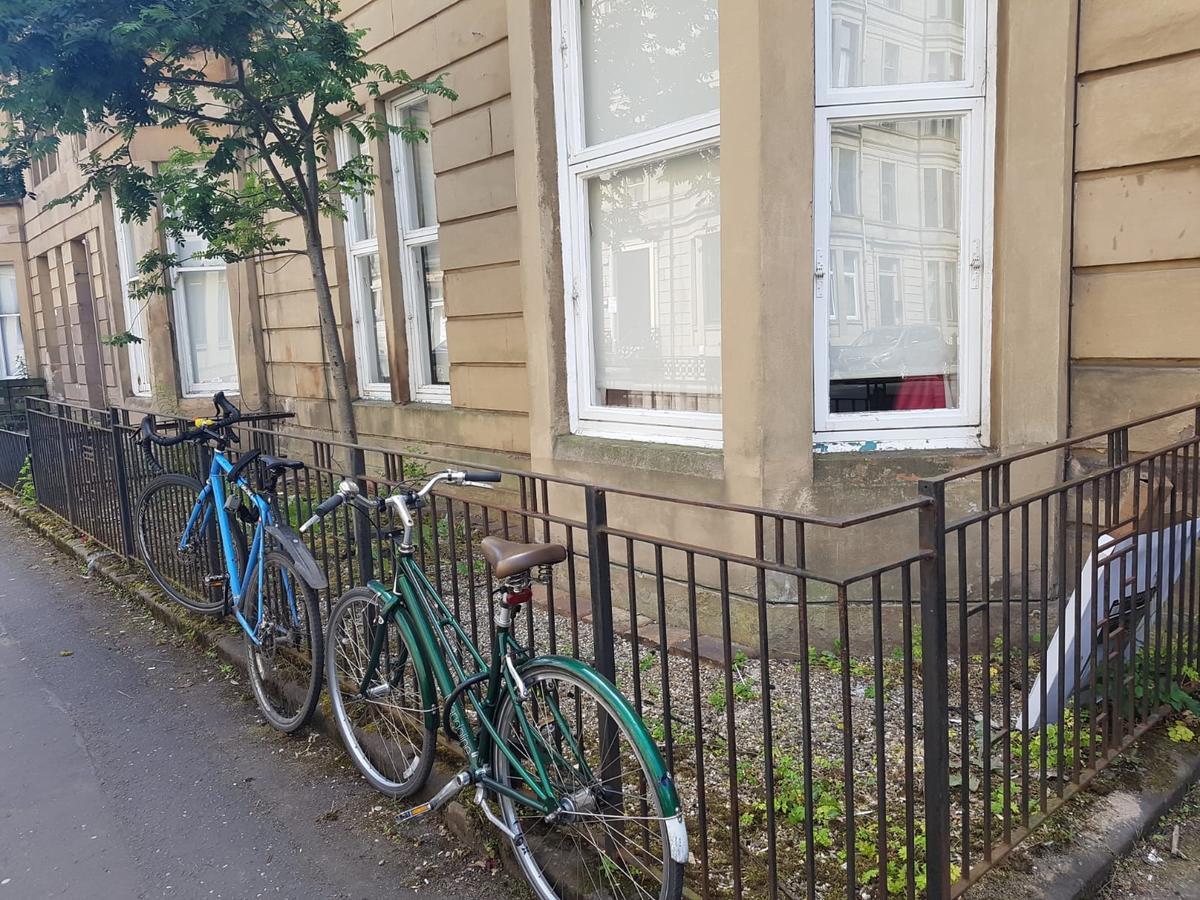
[14,456,35,506]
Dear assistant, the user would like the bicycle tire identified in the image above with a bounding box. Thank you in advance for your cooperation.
[326,587,437,797]
[491,661,686,900]
[243,549,324,734]
[135,473,227,614]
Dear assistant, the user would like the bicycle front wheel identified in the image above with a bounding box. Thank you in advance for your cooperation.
[243,549,323,733]
[491,662,686,900]
[326,588,437,797]
[135,473,225,614]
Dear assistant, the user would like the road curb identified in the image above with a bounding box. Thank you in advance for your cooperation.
[962,725,1200,900]
[0,495,485,848]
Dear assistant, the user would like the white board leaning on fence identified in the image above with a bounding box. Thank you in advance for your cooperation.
[1026,517,1200,732]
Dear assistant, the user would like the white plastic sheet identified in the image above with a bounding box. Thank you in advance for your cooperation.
[1025,519,1200,731]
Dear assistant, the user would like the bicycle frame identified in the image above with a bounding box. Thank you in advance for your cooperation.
[180,449,288,644]
[361,552,605,816]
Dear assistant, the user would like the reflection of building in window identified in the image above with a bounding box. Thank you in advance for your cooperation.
[877,257,903,326]
[830,249,862,321]
[834,147,860,215]
[590,151,721,413]
[925,259,959,323]
[830,0,967,90]
[882,41,900,84]
[833,19,862,88]
[923,166,959,229]
[927,50,963,82]
[560,0,721,440]
[879,160,897,222]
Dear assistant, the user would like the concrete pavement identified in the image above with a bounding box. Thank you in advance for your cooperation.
[0,513,520,900]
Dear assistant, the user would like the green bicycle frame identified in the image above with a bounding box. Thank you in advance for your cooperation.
[358,552,681,822]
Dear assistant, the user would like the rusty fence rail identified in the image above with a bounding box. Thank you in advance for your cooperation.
[12,395,1200,899]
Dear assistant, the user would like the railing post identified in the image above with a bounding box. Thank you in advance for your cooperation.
[585,486,616,680]
[108,407,136,558]
[918,479,952,900]
[54,402,77,528]
[352,446,373,584]
[585,486,623,805]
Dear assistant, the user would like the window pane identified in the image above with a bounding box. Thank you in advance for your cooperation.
[356,253,389,386]
[344,133,376,244]
[404,103,438,230]
[830,0,967,90]
[581,0,719,145]
[412,243,448,385]
[1,316,23,377]
[827,117,961,413]
[588,148,721,414]
[0,265,17,315]
[180,270,237,386]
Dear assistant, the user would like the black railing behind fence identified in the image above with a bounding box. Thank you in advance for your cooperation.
[0,377,47,430]
[0,425,27,490]
[12,395,1200,900]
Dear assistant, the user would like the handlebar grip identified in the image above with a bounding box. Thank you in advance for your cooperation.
[462,471,502,483]
[315,493,346,517]
[300,492,346,533]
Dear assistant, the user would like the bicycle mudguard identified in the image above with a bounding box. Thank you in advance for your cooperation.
[264,523,329,590]
[520,654,689,864]
[362,581,438,734]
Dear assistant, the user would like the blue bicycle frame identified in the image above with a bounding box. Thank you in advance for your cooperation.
[179,450,296,644]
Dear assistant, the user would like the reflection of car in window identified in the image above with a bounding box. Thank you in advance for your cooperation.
[830,325,956,380]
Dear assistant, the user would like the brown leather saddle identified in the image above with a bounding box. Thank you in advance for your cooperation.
[480,536,567,579]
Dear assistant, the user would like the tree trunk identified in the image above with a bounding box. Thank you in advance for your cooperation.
[301,214,360,453]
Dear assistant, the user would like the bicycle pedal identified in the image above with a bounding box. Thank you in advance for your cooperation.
[203,574,226,587]
[395,772,470,825]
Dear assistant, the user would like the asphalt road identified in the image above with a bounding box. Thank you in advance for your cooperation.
[0,513,522,900]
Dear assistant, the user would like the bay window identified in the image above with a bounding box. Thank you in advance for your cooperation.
[555,0,721,444]
[388,98,448,402]
[815,0,991,444]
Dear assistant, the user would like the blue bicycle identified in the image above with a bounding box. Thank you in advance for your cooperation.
[135,392,328,732]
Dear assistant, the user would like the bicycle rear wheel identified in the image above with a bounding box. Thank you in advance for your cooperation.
[326,588,437,797]
[135,473,225,614]
[491,662,686,900]
[243,549,323,733]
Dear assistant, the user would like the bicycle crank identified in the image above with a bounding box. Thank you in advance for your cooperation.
[394,771,470,824]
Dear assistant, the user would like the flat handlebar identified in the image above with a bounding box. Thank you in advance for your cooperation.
[300,469,502,534]
[139,392,294,448]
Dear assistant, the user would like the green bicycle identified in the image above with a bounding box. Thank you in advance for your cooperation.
[302,470,687,900]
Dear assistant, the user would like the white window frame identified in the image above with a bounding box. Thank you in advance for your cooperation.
[112,205,152,396]
[551,0,722,447]
[0,264,24,380]
[336,126,390,400]
[170,230,238,397]
[813,0,996,449]
[388,95,450,404]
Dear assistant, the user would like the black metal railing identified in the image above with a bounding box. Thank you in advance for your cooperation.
[10,395,1200,899]
[0,424,28,490]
